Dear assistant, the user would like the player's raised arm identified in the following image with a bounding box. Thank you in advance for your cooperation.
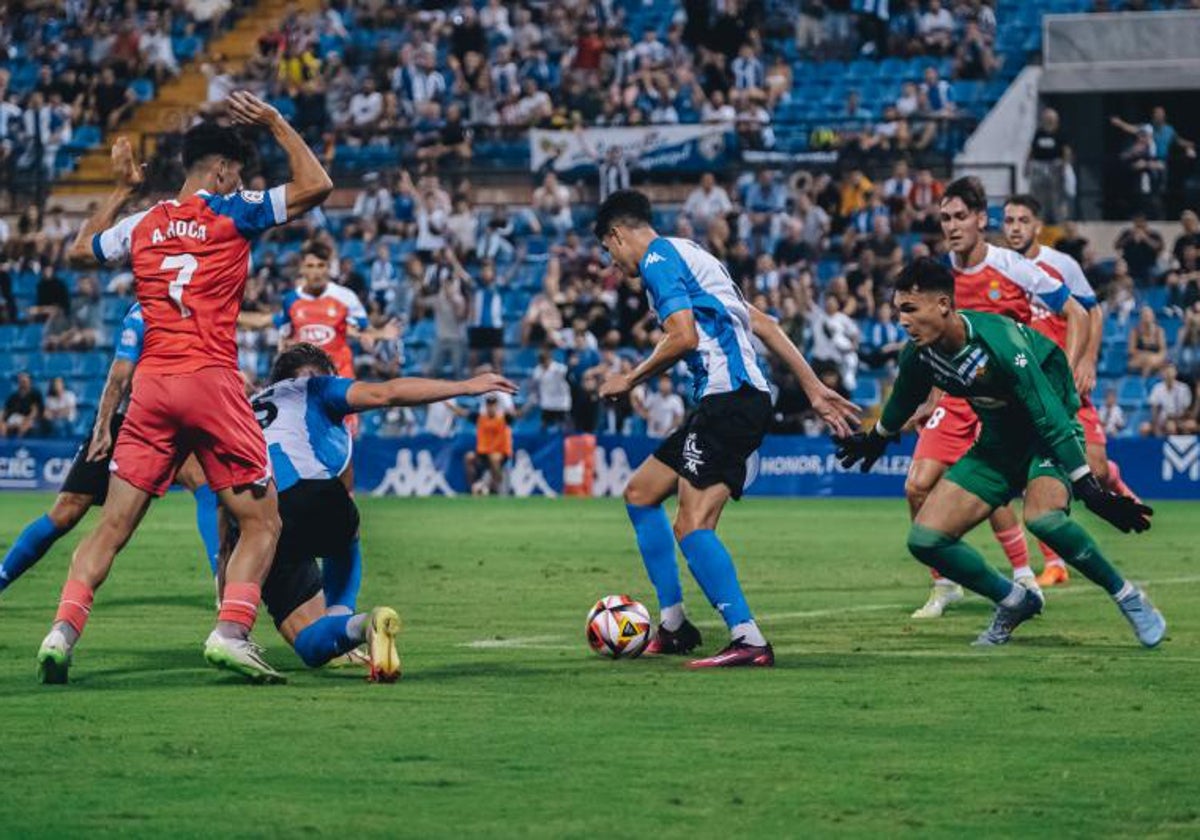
[748,304,859,437]
[345,372,517,411]
[226,91,332,220]
[66,137,143,267]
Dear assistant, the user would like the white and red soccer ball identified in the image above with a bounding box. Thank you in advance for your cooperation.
[586,595,652,658]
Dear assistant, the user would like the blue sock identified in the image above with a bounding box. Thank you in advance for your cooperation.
[292,614,361,667]
[192,484,220,577]
[0,514,67,592]
[626,504,683,609]
[322,537,363,613]
[679,529,753,629]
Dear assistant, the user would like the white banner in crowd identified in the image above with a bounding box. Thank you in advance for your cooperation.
[529,124,734,174]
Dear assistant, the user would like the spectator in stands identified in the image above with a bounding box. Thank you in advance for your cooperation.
[920,66,955,118]
[528,346,572,431]
[809,291,860,391]
[889,0,924,56]
[1112,106,1197,174]
[1099,388,1127,438]
[838,168,875,225]
[1128,305,1169,377]
[139,17,180,85]
[423,264,469,378]
[2,372,45,438]
[700,89,736,124]
[794,190,831,253]
[43,376,77,438]
[1115,214,1165,283]
[532,172,574,236]
[881,160,914,219]
[1055,220,1089,265]
[348,77,385,140]
[467,258,507,371]
[1141,363,1195,436]
[347,172,393,242]
[28,264,68,323]
[919,0,956,55]
[1117,124,1167,218]
[683,172,733,231]
[742,169,787,252]
[0,261,15,324]
[1165,244,1200,316]
[1172,209,1200,264]
[860,300,906,370]
[417,102,473,168]
[732,90,775,151]
[637,374,686,439]
[1174,305,1200,381]
[44,274,100,351]
[954,20,999,80]
[773,218,813,273]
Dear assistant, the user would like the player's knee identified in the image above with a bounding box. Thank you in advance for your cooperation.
[623,479,654,507]
[48,494,91,530]
[237,507,282,544]
[904,473,935,507]
[1024,509,1068,542]
[907,524,954,566]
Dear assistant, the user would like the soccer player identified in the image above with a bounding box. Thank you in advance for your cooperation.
[907,176,1090,619]
[229,343,515,680]
[36,92,333,685]
[593,190,859,668]
[836,257,1164,647]
[1001,194,1141,587]
[0,302,222,596]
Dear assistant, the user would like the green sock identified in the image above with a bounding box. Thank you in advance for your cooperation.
[907,524,1016,603]
[1026,511,1126,595]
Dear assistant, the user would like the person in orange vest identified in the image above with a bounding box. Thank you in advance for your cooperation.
[461,393,514,495]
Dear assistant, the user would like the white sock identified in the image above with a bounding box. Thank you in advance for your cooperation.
[999,584,1026,608]
[660,603,685,632]
[1113,581,1136,602]
[731,621,767,647]
[1013,566,1035,582]
[934,578,958,588]
[347,613,368,642]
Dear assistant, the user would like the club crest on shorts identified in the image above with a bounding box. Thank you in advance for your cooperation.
[683,433,703,474]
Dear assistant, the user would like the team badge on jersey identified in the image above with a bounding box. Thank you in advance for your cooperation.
[988,279,1002,301]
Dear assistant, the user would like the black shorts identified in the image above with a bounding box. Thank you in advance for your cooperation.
[60,412,125,504]
[654,385,771,500]
[261,479,360,627]
[468,326,504,350]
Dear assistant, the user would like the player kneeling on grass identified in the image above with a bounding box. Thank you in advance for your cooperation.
[222,343,515,681]
[835,257,1165,647]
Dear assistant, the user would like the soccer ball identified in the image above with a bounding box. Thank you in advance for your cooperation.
[586,595,652,659]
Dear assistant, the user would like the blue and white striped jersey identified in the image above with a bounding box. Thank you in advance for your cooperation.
[250,376,356,492]
[113,303,145,365]
[470,284,503,329]
[638,236,769,400]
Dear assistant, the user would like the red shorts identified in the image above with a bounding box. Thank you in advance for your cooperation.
[1077,401,1107,447]
[112,367,270,496]
[912,395,979,465]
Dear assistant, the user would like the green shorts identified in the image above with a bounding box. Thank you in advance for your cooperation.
[943,443,1074,509]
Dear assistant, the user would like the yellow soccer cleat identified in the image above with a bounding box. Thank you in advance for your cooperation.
[366,607,402,683]
[1036,563,1070,588]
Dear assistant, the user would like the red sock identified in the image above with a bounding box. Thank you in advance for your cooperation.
[994,525,1030,572]
[930,568,944,581]
[218,582,261,632]
[1037,540,1066,568]
[55,579,95,636]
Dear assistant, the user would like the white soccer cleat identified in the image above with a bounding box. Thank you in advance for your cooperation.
[203,630,286,684]
[911,582,964,619]
[37,627,72,684]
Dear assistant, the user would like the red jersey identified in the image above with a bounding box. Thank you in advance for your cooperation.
[951,243,1071,325]
[274,282,368,378]
[1027,244,1098,350]
[93,186,287,375]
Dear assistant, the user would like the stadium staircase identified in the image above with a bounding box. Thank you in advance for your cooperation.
[53,0,321,199]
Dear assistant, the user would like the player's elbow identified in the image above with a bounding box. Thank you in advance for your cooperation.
[66,241,95,267]
[675,325,700,352]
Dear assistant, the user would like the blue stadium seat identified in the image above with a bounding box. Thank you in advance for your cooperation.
[1118,376,1147,406]
[130,78,155,102]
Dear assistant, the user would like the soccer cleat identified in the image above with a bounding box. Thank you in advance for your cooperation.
[911,582,964,619]
[326,645,370,669]
[203,631,286,684]
[687,638,774,669]
[36,629,72,685]
[1015,571,1043,600]
[972,585,1044,647]
[366,606,402,683]
[1036,563,1070,588]
[644,620,703,656]
[1116,588,1167,648]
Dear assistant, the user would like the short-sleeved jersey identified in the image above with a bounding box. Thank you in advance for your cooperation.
[951,244,1070,325]
[879,310,1088,477]
[472,410,513,456]
[249,375,355,492]
[112,302,145,365]
[1027,244,1098,351]
[93,186,288,376]
[274,282,367,378]
[639,236,769,400]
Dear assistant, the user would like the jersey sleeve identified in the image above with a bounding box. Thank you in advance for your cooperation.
[877,342,935,436]
[343,288,369,330]
[111,304,144,364]
[1011,254,1071,313]
[204,187,288,239]
[273,290,298,329]
[1057,255,1098,308]
[308,375,356,419]
[639,239,692,321]
[91,209,149,266]
[986,319,1089,477]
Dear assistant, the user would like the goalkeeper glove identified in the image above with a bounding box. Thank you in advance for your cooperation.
[1072,473,1154,534]
[834,428,896,473]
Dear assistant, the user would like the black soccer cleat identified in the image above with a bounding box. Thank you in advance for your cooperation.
[643,620,703,656]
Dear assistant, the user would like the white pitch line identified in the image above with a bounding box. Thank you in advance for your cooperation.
[457,574,1200,650]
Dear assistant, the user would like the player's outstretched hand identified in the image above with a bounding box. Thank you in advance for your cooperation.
[598,372,631,401]
[833,429,895,473]
[1072,474,1154,533]
[111,136,144,189]
[808,384,860,439]
[466,373,518,396]
[226,91,283,127]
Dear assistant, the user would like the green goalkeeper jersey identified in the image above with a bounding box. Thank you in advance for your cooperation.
[878,310,1087,476]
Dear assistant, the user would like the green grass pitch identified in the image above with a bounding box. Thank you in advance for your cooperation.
[1,493,1199,837]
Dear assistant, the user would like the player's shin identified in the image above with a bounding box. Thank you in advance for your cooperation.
[0,515,67,592]
[293,613,364,667]
[1025,511,1124,595]
[322,537,363,615]
[993,524,1033,581]
[678,529,766,646]
[192,484,221,578]
[52,579,95,647]
[627,504,686,629]
[907,525,1019,604]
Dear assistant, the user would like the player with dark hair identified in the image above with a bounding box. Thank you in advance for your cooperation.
[836,258,1164,647]
[227,343,515,680]
[38,91,333,684]
[906,176,1091,619]
[594,189,859,668]
[1002,193,1141,587]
